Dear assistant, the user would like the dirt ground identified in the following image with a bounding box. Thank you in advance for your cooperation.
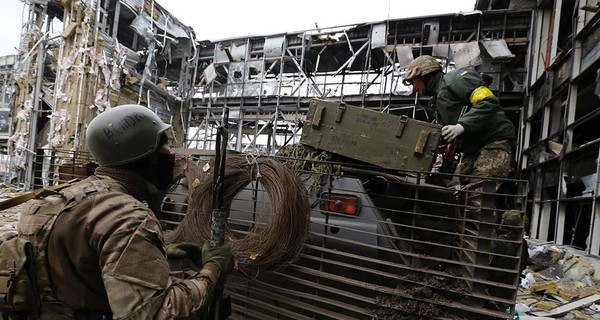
[370,269,471,320]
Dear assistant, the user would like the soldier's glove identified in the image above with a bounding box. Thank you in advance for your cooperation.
[165,242,203,267]
[441,124,465,142]
[201,243,235,282]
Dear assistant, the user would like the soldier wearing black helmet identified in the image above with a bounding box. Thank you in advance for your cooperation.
[404,55,516,188]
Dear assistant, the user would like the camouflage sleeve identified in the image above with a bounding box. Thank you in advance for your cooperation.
[88,192,214,319]
[446,69,502,135]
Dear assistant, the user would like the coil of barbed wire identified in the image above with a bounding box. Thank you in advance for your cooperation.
[165,154,310,273]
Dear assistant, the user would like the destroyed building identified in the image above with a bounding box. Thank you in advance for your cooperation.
[0,55,15,179]
[7,0,195,187]
[2,0,600,318]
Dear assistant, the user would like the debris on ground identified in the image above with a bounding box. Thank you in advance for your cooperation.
[0,186,27,234]
[516,239,600,319]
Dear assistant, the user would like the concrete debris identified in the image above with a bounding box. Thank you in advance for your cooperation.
[0,187,27,234]
[531,294,600,317]
[517,240,600,318]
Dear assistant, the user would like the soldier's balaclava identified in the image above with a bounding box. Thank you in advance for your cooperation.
[119,132,175,192]
[153,152,175,191]
[422,71,443,96]
[147,133,175,191]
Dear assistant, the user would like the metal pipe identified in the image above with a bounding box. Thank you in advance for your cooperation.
[25,14,48,189]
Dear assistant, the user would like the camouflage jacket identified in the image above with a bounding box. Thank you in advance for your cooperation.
[434,67,516,155]
[26,167,213,319]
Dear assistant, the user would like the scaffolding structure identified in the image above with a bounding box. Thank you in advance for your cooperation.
[187,10,531,154]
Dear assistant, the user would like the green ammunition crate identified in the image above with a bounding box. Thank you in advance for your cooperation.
[300,99,442,172]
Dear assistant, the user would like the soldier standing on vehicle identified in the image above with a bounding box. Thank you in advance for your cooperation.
[403,55,516,192]
[12,104,234,319]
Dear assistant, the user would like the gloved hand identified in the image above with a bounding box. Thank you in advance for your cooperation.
[201,243,235,282]
[165,242,203,267]
[441,124,465,142]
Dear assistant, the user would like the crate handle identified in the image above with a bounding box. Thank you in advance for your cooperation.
[395,116,409,137]
[414,130,430,157]
[312,104,325,128]
[335,103,346,123]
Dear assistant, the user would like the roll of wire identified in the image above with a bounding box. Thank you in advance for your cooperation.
[165,154,310,273]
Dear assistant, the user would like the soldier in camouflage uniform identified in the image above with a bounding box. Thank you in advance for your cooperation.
[20,104,234,319]
[404,55,516,190]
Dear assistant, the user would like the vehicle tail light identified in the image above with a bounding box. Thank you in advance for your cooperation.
[320,193,359,216]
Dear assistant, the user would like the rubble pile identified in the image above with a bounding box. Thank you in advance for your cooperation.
[517,240,600,319]
[0,186,24,234]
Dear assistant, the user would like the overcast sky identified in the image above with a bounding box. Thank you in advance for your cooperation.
[0,0,476,56]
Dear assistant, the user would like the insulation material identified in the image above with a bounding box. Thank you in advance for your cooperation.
[432,44,450,59]
[55,49,79,102]
[48,109,69,148]
[137,41,158,102]
[226,62,246,96]
[13,23,44,83]
[40,148,52,187]
[16,108,30,122]
[130,14,156,45]
[395,46,414,68]
[101,36,141,106]
[93,89,108,112]
[121,0,191,39]
[102,35,141,73]
[215,41,248,63]
[226,61,266,97]
[229,41,248,61]
[264,36,285,58]
[450,41,482,68]
[481,39,515,60]
[203,63,218,85]
[370,23,387,49]
[8,132,28,171]
[88,46,115,111]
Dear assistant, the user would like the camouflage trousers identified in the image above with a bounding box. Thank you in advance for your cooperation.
[458,139,513,208]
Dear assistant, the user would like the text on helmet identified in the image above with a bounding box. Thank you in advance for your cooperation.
[103,112,150,139]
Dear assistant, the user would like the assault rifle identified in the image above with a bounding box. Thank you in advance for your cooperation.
[207,107,231,320]
[426,139,461,186]
[439,139,462,176]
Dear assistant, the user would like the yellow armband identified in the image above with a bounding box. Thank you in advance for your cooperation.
[469,86,495,105]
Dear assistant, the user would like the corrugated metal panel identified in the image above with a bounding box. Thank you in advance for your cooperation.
[120,0,191,38]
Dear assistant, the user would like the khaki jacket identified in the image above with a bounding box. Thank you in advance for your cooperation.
[33,167,212,319]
